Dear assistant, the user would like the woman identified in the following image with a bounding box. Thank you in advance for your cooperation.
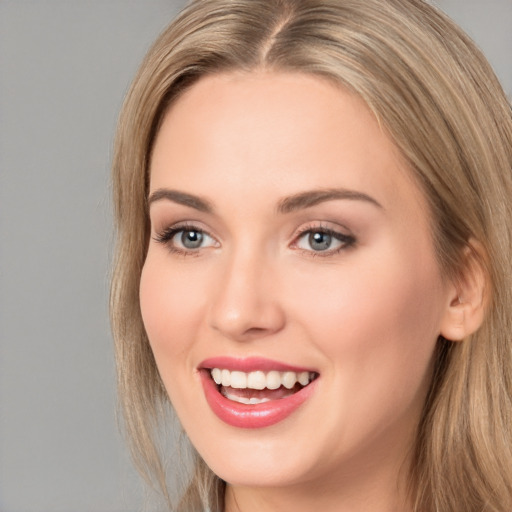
[110,0,512,510]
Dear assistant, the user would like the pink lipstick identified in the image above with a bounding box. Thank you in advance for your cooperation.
[199,357,319,429]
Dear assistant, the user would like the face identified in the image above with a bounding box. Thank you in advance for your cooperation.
[140,72,453,495]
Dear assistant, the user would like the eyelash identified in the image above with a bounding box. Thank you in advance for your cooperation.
[153,223,214,257]
[153,222,356,257]
[292,223,356,257]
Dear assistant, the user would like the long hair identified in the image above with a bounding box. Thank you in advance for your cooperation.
[110,1,512,510]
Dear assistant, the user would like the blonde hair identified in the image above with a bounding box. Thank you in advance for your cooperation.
[110,0,512,510]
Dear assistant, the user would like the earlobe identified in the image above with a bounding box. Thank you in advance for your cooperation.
[439,242,487,342]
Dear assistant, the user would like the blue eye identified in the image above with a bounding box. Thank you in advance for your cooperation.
[308,231,333,251]
[154,225,217,253]
[178,229,204,249]
[295,228,354,253]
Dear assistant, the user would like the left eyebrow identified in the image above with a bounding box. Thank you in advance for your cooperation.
[277,188,383,214]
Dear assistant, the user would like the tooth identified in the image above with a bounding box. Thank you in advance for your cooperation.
[249,397,271,404]
[211,368,222,385]
[225,392,264,405]
[266,371,281,390]
[215,367,314,391]
[230,371,247,389]
[247,371,266,390]
[232,395,250,404]
[298,371,310,386]
[282,371,297,389]
[221,369,231,387]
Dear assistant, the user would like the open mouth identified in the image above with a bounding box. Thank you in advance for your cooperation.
[207,368,319,405]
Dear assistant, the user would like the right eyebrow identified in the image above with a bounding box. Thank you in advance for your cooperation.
[147,188,213,213]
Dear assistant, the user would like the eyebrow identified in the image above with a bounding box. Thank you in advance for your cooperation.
[277,188,383,213]
[147,187,383,214]
[147,188,213,213]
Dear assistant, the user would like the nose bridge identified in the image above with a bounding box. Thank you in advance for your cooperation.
[208,241,284,340]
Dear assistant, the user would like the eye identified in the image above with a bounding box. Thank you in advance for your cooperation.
[176,229,207,249]
[154,224,218,253]
[295,227,355,254]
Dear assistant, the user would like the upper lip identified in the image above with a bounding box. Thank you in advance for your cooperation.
[199,356,317,374]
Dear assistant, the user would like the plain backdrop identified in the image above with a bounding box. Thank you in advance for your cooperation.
[0,1,510,511]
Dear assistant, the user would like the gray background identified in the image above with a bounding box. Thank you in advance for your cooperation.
[0,1,510,511]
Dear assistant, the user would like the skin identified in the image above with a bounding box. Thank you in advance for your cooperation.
[140,71,460,512]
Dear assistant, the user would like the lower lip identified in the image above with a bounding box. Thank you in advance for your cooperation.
[200,371,318,429]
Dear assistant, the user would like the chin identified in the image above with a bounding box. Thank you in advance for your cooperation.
[181,407,333,490]
[201,441,320,489]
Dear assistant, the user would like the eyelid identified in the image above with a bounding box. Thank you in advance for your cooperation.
[290,222,356,256]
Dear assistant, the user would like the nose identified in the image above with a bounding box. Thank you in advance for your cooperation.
[208,250,286,342]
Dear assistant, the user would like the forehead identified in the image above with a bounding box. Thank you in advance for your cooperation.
[149,71,429,223]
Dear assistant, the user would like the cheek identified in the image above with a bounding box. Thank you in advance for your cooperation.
[139,253,205,363]
[288,243,445,391]
[139,253,211,426]
[287,252,445,452]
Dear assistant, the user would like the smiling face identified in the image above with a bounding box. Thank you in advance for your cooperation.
[140,71,455,508]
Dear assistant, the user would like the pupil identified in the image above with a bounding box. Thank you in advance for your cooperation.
[309,231,331,251]
[181,230,203,249]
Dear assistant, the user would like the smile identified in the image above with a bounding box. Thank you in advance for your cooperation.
[199,358,319,428]
[211,368,316,404]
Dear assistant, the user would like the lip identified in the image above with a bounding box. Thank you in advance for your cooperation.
[199,357,319,429]
[199,356,315,373]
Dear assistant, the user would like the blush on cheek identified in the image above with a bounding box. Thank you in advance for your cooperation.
[297,248,441,377]
[139,255,210,357]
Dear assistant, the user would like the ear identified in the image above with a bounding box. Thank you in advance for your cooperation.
[439,241,488,342]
